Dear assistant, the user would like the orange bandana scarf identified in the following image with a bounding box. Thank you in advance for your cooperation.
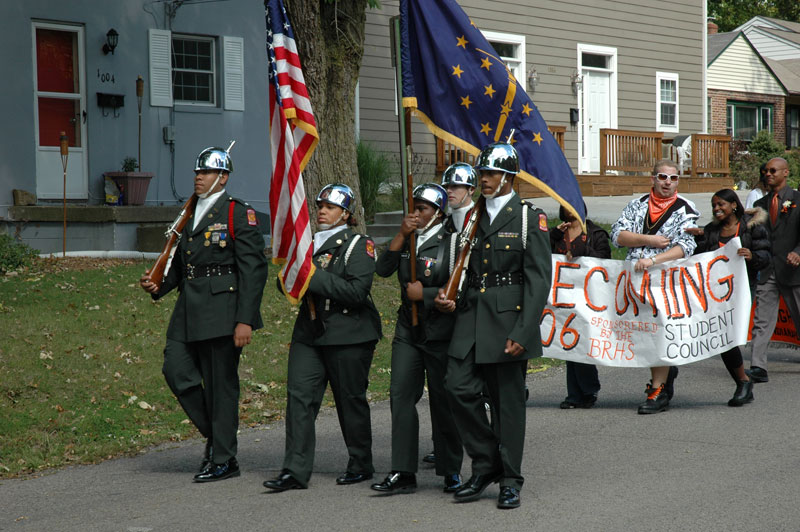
[648,190,678,223]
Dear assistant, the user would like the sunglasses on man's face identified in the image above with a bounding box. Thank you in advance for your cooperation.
[766,167,783,174]
[655,173,679,182]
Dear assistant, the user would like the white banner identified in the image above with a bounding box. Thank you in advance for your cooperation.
[540,239,751,367]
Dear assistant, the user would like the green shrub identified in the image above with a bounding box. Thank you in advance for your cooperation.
[0,234,38,273]
[357,141,395,223]
[730,131,800,188]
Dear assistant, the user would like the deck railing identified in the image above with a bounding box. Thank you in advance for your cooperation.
[690,134,730,177]
[599,128,663,176]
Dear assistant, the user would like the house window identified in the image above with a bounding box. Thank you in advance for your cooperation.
[481,30,526,86]
[656,72,678,133]
[788,107,800,148]
[726,101,773,141]
[172,35,216,105]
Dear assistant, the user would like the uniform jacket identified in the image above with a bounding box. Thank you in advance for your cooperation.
[754,186,800,285]
[292,227,382,346]
[155,193,268,343]
[375,225,458,343]
[448,194,552,363]
[610,194,699,260]
[694,207,770,289]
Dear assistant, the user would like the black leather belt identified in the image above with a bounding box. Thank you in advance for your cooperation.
[185,264,236,280]
[467,271,524,290]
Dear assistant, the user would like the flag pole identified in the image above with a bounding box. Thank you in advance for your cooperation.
[391,15,419,328]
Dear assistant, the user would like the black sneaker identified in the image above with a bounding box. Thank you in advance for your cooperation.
[638,384,669,414]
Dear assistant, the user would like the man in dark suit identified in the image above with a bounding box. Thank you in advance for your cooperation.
[749,157,800,382]
[140,146,268,482]
[435,142,551,509]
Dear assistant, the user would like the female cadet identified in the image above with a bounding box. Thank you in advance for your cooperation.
[370,183,463,495]
[263,184,382,491]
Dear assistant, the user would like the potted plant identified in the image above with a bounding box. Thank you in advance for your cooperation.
[104,157,154,206]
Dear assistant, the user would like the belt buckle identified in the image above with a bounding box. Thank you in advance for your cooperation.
[479,275,487,290]
[186,264,195,280]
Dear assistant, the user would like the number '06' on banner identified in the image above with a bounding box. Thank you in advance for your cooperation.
[540,238,751,367]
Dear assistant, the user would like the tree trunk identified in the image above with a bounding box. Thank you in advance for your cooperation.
[285,0,369,232]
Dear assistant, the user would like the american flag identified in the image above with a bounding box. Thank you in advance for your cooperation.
[267,0,319,304]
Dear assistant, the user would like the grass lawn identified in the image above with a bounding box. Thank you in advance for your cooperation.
[0,253,565,478]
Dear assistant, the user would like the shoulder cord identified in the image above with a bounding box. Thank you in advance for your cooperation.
[521,205,528,250]
[449,233,458,275]
[344,234,362,265]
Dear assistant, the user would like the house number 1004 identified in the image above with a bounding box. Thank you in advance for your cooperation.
[97,69,115,83]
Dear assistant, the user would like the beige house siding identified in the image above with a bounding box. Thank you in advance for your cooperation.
[358,0,705,181]
[708,35,786,95]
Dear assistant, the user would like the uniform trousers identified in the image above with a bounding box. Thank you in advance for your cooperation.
[750,272,800,370]
[445,349,527,490]
[389,334,462,475]
[162,336,241,464]
[283,340,376,487]
[565,361,600,401]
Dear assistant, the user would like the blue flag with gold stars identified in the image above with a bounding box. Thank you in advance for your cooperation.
[400,0,585,222]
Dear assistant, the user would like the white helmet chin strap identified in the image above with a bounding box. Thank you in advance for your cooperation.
[415,212,442,235]
[318,211,347,231]
[482,173,507,200]
[197,171,223,199]
[451,188,473,209]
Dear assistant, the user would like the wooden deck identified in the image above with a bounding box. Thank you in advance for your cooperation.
[515,174,734,198]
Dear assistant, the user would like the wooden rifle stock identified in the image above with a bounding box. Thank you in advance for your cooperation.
[442,196,485,301]
[148,194,197,290]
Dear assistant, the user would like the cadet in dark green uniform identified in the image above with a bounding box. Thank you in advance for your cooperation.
[140,146,268,483]
[435,142,551,509]
[370,183,463,495]
[264,184,382,492]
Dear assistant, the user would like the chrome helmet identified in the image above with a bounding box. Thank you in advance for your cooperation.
[195,146,233,173]
[413,183,448,213]
[475,142,519,175]
[316,183,354,212]
[441,162,478,188]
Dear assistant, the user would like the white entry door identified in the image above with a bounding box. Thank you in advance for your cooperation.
[581,70,611,174]
[33,22,88,199]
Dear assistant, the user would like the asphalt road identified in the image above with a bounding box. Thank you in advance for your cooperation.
[2,342,800,532]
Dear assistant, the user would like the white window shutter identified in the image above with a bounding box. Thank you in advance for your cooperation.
[149,29,173,107]
[223,36,245,111]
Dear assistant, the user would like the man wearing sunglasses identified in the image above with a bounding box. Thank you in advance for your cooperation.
[610,159,699,414]
[748,157,800,383]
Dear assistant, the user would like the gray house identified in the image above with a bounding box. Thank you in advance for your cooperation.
[1,0,270,253]
[358,0,707,180]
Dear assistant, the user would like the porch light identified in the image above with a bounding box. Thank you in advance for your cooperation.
[571,71,583,94]
[103,29,119,55]
[527,67,539,92]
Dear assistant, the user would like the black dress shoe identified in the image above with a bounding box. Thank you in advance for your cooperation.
[728,379,754,407]
[453,470,502,502]
[443,473,463,493]
[422,452,436,464]
[497,486,520,509]
[746,366,769,383]
[263,471,306,491]
[199,440,213,473]
[193,457,240,483]
[335,471,373,485]
[370,472,416,494]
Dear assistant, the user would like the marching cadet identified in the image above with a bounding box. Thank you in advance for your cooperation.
[370,183,463,495]
[435,142,551,509]
[441,162,477,234]
[140,146,268,482]
[264,184,382,492]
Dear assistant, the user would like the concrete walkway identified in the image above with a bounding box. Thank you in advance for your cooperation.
[2,343,799,531]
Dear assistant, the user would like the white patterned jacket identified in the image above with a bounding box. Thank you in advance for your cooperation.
[610,194,700,261]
